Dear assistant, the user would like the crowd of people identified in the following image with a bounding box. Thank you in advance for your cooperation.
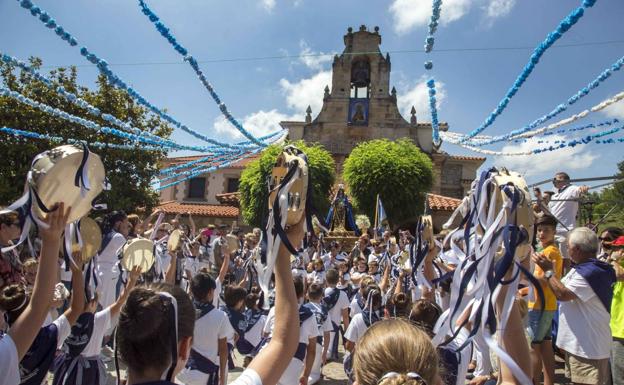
[0,170,622,385]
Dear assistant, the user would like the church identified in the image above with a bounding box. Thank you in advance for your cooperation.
[157,26,485,230]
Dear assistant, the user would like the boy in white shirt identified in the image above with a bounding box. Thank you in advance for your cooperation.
[323,269,350,361]
[304,283,333,385]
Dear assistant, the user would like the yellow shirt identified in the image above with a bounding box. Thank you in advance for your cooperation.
[610,260,624,338]
[528,244,563,311]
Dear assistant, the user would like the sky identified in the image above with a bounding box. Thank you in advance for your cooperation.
[1,0,623,189]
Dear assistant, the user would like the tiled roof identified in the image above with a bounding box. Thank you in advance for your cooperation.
[427,193,462,211]
[447,154,486,162]
[215,192,240,206]
[156,200,239,218]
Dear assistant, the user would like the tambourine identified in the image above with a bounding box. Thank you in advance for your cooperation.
[491,168,534,260]
[421,215,434,246]
[29,145,105,222]
[121,238,155,273]
[168,229,182,252]
[70,217,102,262]
[225,233,240,253]
[268,146,309,226]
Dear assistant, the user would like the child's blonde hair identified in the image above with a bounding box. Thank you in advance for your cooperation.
[353,319,439,385]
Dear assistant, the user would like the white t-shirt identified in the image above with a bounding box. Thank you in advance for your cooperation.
[212,278,223,308]
[307,302,333,338]
[97,232,126,267]
[0,334,20,385]
[185,256,200,279]
[556,268,612,359]
[177,308,234,385]
[344,313,369,344]
[324,288,349,327]
[548,185,581,234]
[263,307,319,344]
[81,308,111,357]
[349,297,363,318]
[321,253,336,270]
[308,270,325,284]
[245,315,267,348]
[53,314,72,349]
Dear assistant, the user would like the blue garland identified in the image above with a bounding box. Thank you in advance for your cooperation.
[516,118,618,143]
[0,126,164,151]
[424,0,442,54]
[0,85,238,153]
[532,122,621,153]
[155,148,263,191]
[16,0,275,150]
[459,0,598,142]
[427,79,442,146]
[465,55,624,146]
[137,0,265,147]
[158,151,246,179]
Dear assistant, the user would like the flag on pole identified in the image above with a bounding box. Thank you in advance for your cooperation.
[375,194,387,237]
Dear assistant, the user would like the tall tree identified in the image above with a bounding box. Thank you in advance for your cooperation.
[239,141,335,228]
[589,160,624,228]
[0,58,172,213]
[343,138,433,229]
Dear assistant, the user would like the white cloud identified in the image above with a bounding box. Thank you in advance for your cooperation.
[260,0,276,11]
[214,109,300,141]
[389,0,472,34]
[493,135,598,178]
[279,70,332,115]
[298,40,333,70]
[396,77,447,120]
[602,99,624,119]
[484,0,515,19]
[388,0,515,34]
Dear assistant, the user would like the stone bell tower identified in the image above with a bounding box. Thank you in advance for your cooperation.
[283,25,484,197]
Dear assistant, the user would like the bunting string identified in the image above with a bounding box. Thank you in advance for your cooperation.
[16,0,279,149]
[458,0,597,142]
[137,0,265,147]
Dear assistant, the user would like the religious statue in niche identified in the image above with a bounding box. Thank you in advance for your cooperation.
[349,99,369,125]
[324,184,360,235]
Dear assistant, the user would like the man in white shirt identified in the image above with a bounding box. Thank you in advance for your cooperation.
[533,227,616,385]
[323,269,350,361]
[547,172,589,261]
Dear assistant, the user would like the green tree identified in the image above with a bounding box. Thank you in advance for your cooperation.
[239,141,335,227]
[0,58,172,213]
[589,160,624,228]
[343,138,433,229]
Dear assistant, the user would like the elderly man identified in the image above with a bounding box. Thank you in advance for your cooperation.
[548,172,589,261]
[533,227,616,385]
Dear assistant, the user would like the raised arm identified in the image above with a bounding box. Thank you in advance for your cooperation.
[63,251,86,325]
[247,218,304,385]
[9,203,70,359]
[188,212,197,238]
[110,266,140,318]
[217,251,230,283]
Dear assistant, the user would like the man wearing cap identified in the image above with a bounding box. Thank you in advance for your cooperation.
[547,172,589,262]
[609,235,624,385]
[533,227,615,385]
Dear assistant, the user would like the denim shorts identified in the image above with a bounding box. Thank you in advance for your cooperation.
[528,309,555,343]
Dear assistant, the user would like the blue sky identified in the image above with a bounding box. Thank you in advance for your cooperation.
[1,0,623,188]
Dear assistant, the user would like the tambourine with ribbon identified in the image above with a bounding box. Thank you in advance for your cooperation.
[1,144,106,254]
[256,145,313,308]
[121,238,155,274]
[70,217,102,262]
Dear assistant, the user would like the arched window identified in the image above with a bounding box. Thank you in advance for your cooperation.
[350,59,370,99]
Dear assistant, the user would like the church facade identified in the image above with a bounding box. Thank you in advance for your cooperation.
[157,25,485,230]
[282,25,485,199]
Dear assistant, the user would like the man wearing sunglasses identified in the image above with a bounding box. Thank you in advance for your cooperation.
[548,172,589,263]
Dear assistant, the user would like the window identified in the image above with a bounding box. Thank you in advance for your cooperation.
[188,177,206,199]
[226,178,240,193]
